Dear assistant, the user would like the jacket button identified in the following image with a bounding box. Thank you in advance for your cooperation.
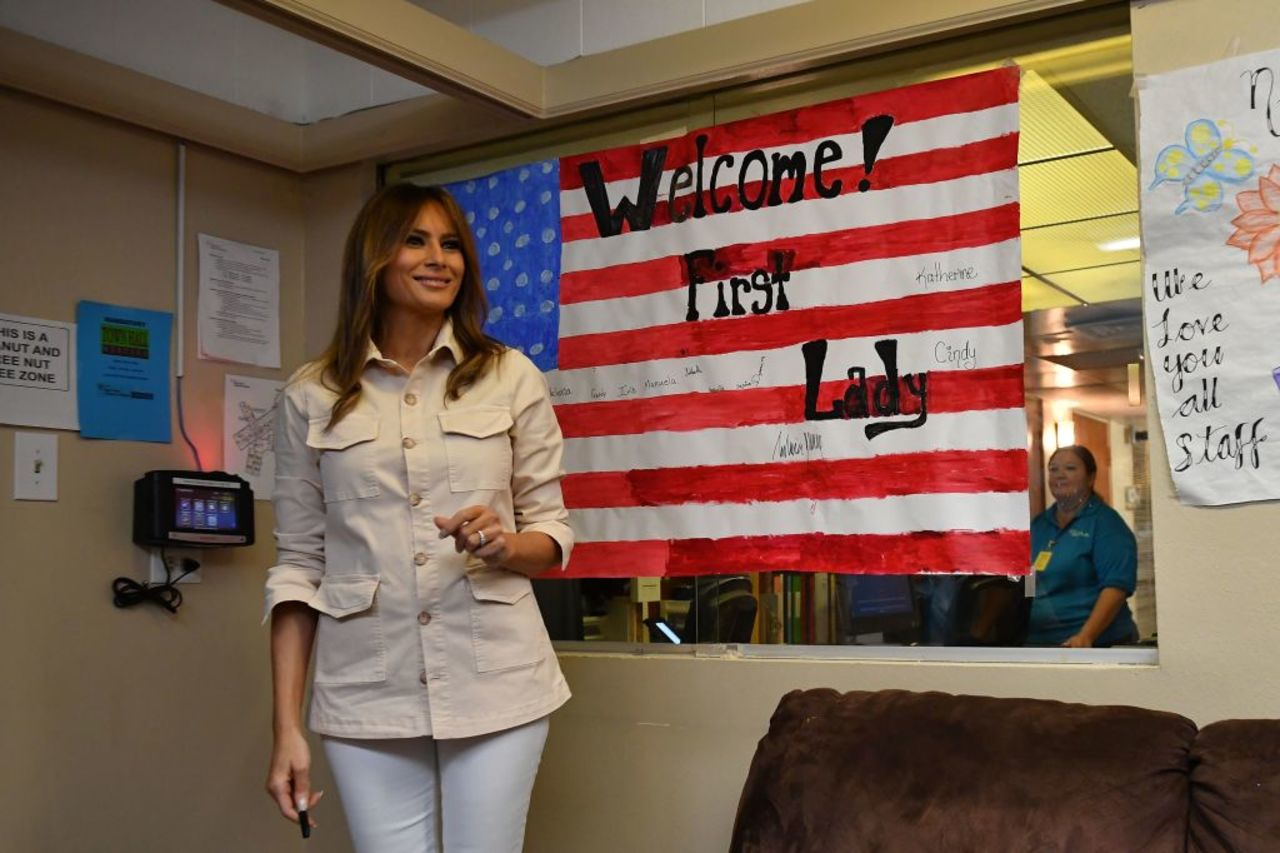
[402,437,416,449]
[419,670,428,685]
[404,393,418,406]
[409,493,422,506]
[418,611,431,625]
[414,552,427,566]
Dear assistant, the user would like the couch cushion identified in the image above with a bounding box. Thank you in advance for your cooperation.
[730,688,1197,853]
[1188,719,1280,852]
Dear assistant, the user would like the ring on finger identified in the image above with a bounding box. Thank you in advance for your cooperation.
[477,529,487,548]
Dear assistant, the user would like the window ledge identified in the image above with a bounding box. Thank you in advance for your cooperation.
[553,641,1159,666]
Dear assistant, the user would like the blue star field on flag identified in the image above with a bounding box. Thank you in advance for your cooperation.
[444,161,562,371]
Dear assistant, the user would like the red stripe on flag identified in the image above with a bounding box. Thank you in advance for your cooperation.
[556,364,1024,439]
[559,203,1019,305]
[562,528,1031,578]
[563,448,1028,509]
[559,67,1018,190]
[559,135,1018,242]
[558,281,1020,370]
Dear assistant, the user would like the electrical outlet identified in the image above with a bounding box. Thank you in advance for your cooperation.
[148,548,203,585]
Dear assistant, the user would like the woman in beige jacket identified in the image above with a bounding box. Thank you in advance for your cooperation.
[263,183,573,852]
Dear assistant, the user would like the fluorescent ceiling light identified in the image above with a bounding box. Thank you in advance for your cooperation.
[1098,236,1140,252]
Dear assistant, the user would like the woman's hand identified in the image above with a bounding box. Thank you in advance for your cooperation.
[266,726,324,828]
[434,507,563,576]
[435,506,512,567]
[1061,633,1095,648]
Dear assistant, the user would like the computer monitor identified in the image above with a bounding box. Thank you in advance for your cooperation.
[836,574,919,641]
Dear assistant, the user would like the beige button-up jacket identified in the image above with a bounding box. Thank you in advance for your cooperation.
[264,321,572,739]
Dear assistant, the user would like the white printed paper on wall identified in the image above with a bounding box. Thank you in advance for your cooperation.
[223,374,283,501]
[198,234,281,368]
[1138,50,1280,505]
[0,312,78,431]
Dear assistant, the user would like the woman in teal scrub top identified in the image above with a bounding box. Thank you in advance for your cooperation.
[1026,445,1139,648]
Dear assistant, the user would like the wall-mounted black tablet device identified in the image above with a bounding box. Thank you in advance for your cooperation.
[133,470,254,548]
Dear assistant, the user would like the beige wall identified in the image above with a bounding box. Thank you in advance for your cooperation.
[3,2,1277,852]
[524,3,1280,852]
[0,89,366,852]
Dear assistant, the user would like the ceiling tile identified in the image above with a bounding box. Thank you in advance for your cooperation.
[1019,149,1137,229]
[582,0,703,56]
[1040,261,1141,305]
[405,0,471,28]
[706,0,811,26]
[1022,212,1140,274]
[472,0,580,66]
[1018,69,1111,165]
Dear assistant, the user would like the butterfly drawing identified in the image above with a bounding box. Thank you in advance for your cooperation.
[1150,119,1256,214]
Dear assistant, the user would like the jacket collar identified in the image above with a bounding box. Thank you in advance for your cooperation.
[364,317,461,370]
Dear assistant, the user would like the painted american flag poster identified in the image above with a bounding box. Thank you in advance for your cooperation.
[447,66,1029,579]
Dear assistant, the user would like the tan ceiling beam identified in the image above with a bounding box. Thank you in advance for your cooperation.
[216,0,1112,121]
[215,0,545,118]
[0,24,527,173]
[0,25,305,170]
[0,0,1122,173]
[299,94,534,172]
[543,0,1114,116]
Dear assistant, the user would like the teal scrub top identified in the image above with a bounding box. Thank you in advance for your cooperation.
[1026,495,1138,647]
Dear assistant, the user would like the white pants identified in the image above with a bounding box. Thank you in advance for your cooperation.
[322,716,549,853]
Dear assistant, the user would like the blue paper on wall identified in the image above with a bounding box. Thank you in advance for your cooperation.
[76,301,172,442]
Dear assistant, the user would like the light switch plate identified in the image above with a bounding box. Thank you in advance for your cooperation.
[13,431,57,500]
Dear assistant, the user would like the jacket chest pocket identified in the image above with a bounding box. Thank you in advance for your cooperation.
[307,413,381,502]
[310,575,387,684]
[466,569,545,673]
[438,407,513,492]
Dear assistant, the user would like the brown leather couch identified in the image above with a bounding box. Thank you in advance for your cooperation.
[730,689,1280,852]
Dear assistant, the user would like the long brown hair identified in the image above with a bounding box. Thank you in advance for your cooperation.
[317,183,503,428]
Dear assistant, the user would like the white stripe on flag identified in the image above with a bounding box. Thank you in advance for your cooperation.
[559,239,1020,337]
[560,170,1018,273]
[557,103,1020,218]
[570,491,1031,542]
[545,321,1024,405]
[564,407,1028,473]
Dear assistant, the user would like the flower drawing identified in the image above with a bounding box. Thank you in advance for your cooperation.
[1226,164,1280,283]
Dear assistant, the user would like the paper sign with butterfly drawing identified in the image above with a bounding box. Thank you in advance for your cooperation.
[1138,50,1280,506]
[1149,119,1256,214]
